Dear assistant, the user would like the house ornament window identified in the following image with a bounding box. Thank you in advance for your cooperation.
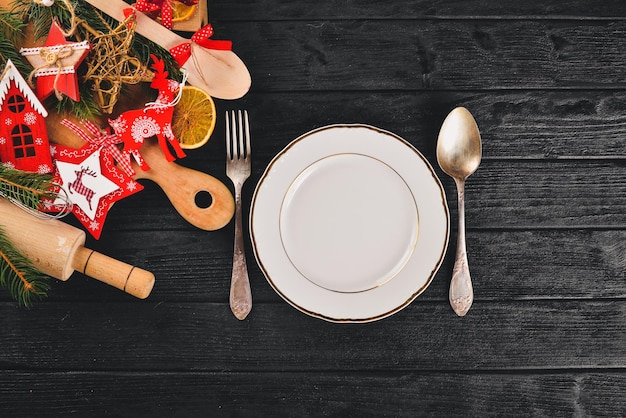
[7,94,26,113]
[11,125,36,158]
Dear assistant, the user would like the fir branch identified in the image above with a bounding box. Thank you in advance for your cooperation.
[134,36,182,81]
[0,226,50,307]
[54,93,101,119]
[73,0,117,35]
[0,5,31,74]
[0,165,57,211]
[0,4,26,44]
[24,0,53,41]
[0,37,29,74]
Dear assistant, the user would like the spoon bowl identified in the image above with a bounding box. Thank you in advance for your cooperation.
[436,107,482,316]
[437,108,482,180]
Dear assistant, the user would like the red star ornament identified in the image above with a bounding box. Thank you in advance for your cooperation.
[20,21,90,102]
[46,143,143,239]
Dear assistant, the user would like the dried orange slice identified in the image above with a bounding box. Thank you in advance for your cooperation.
[157,1,198,23]
[171,86,216,149]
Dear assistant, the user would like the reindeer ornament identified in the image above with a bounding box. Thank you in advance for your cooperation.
[48,57,190,239]
[108,55,186,172]
[49,138,143,240]
[68,166,98,211]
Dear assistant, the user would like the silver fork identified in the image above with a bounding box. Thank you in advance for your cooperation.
[225,110,252,320]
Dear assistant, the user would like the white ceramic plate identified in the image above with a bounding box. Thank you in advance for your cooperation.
[250,125,449,322]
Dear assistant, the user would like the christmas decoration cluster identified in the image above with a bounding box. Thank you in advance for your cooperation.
[0,0,215,238]
[0,0,234,306]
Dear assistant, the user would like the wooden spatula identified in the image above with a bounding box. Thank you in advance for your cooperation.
[49,111,235,231]
[85,0,251,100]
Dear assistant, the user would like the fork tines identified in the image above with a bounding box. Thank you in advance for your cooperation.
[226,110,250,161]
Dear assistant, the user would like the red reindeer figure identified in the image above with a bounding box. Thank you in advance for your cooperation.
[108,55,186,172]
[68,166,97,210]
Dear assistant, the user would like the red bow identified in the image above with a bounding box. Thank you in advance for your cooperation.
[169,24,232,67]
[61,120,135,176]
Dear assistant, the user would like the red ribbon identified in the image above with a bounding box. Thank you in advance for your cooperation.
[61,120,135,176]
[169,24,233,67]
[122,8,139,30]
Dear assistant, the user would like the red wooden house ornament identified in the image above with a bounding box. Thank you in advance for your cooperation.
[0,59,53,174]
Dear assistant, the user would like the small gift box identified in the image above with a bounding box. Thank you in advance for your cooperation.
[135,0,209,32]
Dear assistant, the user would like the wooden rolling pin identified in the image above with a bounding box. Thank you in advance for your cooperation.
[0,199,155,298]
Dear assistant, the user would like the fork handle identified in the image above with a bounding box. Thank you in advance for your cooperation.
[230,184,252,320]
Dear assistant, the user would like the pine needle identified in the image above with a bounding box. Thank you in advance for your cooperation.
[0,5,31,74]
[0,165,57,211]
[0,5,25,44]
[0,37,28,73]
[0,226,50,307]
[54,93,102,119]
[25,0,52,41]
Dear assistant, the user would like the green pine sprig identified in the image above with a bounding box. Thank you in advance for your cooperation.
[0,1,25,44]
[0,226,50,307]
[0,5,30,75]
[0,166,60,306]
[0,164,57,211]
[21,0,180,116]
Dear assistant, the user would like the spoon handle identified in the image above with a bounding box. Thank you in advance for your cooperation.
[450,178,474,316]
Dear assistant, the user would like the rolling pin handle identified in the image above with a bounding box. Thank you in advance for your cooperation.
[72,247,155,299]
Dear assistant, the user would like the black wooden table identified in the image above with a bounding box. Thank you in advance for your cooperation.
[2,1,626,416]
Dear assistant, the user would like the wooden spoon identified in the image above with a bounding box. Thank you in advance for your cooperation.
[132,138,234,231]
[49,111,235,231]
[85,0,251,100]
[436,107,482,316]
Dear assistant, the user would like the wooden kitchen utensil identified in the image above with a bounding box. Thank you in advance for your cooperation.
[85,0,251,100]
[0,199,154,298]
[48,111,235,231]
[130,137,235,231]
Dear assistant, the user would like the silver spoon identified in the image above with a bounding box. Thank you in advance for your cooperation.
[436,107,482,316]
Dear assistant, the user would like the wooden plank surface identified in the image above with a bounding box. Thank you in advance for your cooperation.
[1,371,625,417]
[210,1,626,19]
[220,20,626,90]
[1,0,624,415]
[225,92,626,159]
[0,301,624,371]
